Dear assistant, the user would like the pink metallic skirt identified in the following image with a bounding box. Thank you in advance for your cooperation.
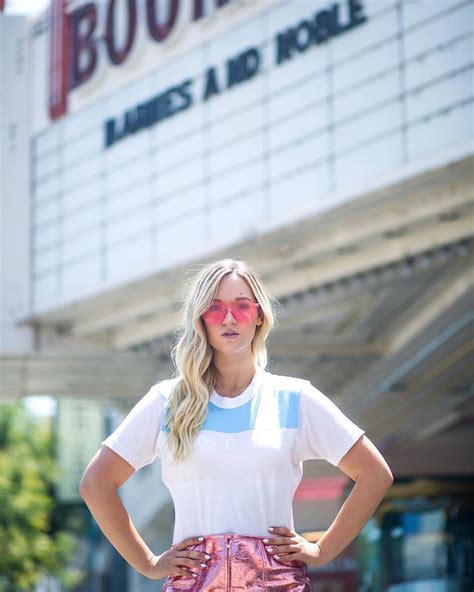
[162,533,312,591]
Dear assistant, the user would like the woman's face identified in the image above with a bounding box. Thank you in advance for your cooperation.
[201,272,263,357]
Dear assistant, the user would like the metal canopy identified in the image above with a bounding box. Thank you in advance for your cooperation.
[3,155,473,454]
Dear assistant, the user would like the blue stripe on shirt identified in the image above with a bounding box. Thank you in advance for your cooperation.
[160,390,300,433]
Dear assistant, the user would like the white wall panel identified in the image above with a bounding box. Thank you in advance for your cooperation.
[208,10,261,63]
[34,247,58,275]
[405,34,473,92]
[63,131,102,167]
[269,72,327,122]
[407,101,474,161]
[35,149,61,178]
[156,101,205,145]
[269,165,329,228]
[402,0,455,28]
[156,212,207,268]
[265,0,332,44]
[158,158,205,196]
[154,132,204,172]
[403,2,474,60]
[63,202,101,237]
[105,129,150,168]
[62,226,101,262]
[208,191,263,246]
[63,179,102,214]
[406,68,473,122]
[107,208,151,245]
[106,234,151,285]
[207,74,262,120]
[34,173,61,203]
[209,133,264,176]
[105,157,149,195]
[210,160,263,204]
[267,45,326,95]
[333,39,399,94]
[33,223,59,251]
[154,185,206,226]
[61,256,101,301]
[107,182,150,220]
[104,76,153,120]
[35,124,61,155]
[63,155,101,191]
[269,103,327,151]
[334,70,400,121]
[269,133,330,180]
[334,101,402,153]
[333,2,397,61]
[332,0,396,61]
[209,103,263,148]
[64,102,105,141]
[335,131,403,188]
[34,198,60,226]
[34,274,58,310]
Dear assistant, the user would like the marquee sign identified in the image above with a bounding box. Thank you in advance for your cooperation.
[49,0,237,120]
[48,0,368,135]
[105,0,367,148]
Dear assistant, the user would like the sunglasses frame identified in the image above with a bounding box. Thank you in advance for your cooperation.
[201,299,261,325]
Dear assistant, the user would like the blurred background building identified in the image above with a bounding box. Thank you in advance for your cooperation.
[1,0,473,590]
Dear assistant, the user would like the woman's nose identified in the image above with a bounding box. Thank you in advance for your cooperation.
[223,308,237,323]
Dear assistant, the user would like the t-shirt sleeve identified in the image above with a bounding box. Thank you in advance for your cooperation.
[295,379,365,466]
[101,383,163,471]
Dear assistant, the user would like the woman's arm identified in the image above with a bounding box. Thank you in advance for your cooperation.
[316,434,393,563]
[79,445,156,577]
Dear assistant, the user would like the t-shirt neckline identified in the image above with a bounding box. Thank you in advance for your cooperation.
[210,367,265,409]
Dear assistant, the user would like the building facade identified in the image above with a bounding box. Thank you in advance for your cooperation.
[1,0,473,589]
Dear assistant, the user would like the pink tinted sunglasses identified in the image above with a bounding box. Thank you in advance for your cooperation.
[202,300,260,325]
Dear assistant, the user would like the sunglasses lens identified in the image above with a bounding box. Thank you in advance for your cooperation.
[232,302,254,323]
[202,302,258,325]
[202,304,226,325]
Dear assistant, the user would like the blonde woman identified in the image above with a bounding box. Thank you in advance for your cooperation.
[79,258,393,590]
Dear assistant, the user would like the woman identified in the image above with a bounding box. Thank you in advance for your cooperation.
[79,258,393,590]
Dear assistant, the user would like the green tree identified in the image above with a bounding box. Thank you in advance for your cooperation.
[0,403,83,591]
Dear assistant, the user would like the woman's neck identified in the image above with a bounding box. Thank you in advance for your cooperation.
[213,358,258,396]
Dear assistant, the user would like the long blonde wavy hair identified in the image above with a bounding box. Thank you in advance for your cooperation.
[165,258,278,463]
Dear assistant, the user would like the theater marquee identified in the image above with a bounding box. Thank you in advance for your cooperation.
[48,0,368,147]
[104,0,367,148]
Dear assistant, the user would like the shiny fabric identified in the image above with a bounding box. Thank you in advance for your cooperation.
[163,533,312,591]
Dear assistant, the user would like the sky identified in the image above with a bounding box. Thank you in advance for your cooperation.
[4,0,50,16]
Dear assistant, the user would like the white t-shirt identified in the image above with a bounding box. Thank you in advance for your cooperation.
[102,367,365,544]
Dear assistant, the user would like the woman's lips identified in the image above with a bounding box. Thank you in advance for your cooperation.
[222,332,239,338]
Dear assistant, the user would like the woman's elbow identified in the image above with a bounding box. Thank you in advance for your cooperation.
[375,465,394,491]
[357,461,394,490]
[78,469,95,500]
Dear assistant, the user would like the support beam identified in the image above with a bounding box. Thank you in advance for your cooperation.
[111,218,473,349]
[0,353,165,401]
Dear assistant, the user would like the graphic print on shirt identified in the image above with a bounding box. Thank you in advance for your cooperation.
[158,370,300,482]
[101,367,365,542]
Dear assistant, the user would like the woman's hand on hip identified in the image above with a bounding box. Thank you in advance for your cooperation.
[264,526,325,568]
[143,536,211,580]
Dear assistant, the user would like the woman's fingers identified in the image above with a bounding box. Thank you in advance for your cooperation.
[173,536,204,551]
[171,546,211,577]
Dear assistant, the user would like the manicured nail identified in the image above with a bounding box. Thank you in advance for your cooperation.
[192,573,198,577]
[200,563,207,568]
[198,537,204,541]
[263,538,269,543]
[205,554,211,559]
[274,555,280,559]
[268,527,274,531]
